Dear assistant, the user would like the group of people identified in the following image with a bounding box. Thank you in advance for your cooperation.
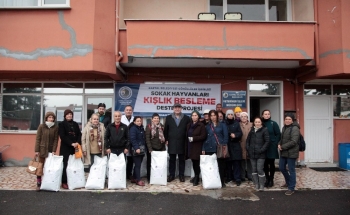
[34,102,301,196]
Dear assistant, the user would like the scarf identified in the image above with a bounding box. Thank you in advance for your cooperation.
[151,123,165,142]
[90,123,102,151]
[254,126,262,133]
[45,121,55,128]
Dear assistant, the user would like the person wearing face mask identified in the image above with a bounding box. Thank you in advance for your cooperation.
[96,103,111,128]
[225,109,243,186]
[34,112,59,191]
[129,116,146,186]
[82,113,106,172]
[234,107,242,123]
[246,117,269,191]
[186,110,206,186]
[145,113,166,183]
[59,109,82,189]
[261,109,281,188]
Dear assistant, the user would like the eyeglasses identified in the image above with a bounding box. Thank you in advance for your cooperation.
[241,116,248,118]
[227,114,233,115]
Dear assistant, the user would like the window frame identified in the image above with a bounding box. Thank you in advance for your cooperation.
[209,0,292,21]
[0,81,114,133]
[0,0,70,9]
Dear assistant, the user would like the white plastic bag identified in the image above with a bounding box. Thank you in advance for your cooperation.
[85,156,107,190]
[108,153,126,189]
[200,154,221,189]
[40,153,63,192]
[66,155,85,190]
[150,151,167,185]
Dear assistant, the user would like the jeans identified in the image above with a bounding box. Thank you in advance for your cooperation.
[241,159,252,180]
[250,158,265,176]
[133,155,145,181]
[279,157,297,191]
[169,154,185,177]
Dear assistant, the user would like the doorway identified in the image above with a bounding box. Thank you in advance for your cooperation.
[248,81,283,127]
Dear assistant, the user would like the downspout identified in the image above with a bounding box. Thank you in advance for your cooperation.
[115,0,127,79]
[314,0,320,71]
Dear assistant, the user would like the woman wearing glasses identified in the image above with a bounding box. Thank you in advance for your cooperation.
[202,110,228,188]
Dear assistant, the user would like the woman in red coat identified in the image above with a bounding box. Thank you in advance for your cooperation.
[186,110,207,186]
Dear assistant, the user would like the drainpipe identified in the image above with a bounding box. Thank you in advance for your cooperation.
[116,51,126,76]
[313,0,319,70]
[115,0,127,79]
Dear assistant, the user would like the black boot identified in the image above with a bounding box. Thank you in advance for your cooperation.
[190,177,194,183]
[264,175,270,187]
[268,177,274,187]
[193,175,199,186]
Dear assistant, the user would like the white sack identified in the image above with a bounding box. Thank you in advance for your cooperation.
[41,153,63,192]
[150,151,168,185]
[108,153,126,189]
[66,155,86,190]
[85,156,107,190]
[200,154,221,189]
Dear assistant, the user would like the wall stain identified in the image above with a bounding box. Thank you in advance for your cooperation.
[129,44,312,59]
[0,11,92,60]
[320,49,350,58]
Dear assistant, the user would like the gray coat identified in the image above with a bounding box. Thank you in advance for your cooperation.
[279,122,300,159]
[164,113,190,154]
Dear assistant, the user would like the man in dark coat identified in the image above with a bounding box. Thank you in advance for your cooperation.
[164,103,190,182]
[97,103,111,128]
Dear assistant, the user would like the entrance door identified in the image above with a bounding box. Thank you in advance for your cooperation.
[85,96,113,125]
[304,97,333,163]
[250,97,281,126]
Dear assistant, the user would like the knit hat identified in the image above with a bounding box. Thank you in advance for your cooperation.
[152,113,160,119]
[45,112,56,122]
[203,109,210,115]
[64,109,73,118]
[234,107,242,113]
[240,112,249,119]
[191,110,201,119]
[225,109,234,116]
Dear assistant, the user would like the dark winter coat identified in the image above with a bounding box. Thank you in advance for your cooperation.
[35,123,58,158]
[129,124,146,151]
[185,121,207,160]
[146,123,166,151]
[226,119,243,160]
[279,121,300,159]
[164,113,190,154]
[99,113,111,128]
[59,120,82,156]
[104,122,130,150]
[246,127,270,159]
[202,122,229,153]
[263,119,281,159]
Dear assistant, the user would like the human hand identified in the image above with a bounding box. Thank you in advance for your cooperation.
[106,149,111,154]
[136,149,141,154]
[83,151,87,156]
[278,145,282,151]
[230,133,235,138]
[35,152,39,156]
[202,151,205,155]
[124,149,129,154]
[165,141,168,145]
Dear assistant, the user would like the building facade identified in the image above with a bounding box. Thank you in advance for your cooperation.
[0,0,349,167]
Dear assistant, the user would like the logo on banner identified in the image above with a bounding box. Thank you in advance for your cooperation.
[119,86,132,99]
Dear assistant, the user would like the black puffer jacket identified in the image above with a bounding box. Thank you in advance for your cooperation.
[226,119,243,160]
[279,121,300,158]
[246,126,269,159]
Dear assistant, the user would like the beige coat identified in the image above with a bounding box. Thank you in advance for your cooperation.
[82,122,105,165]
[239,121,253,159]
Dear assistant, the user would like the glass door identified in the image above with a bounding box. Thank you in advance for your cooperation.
[84,96,113,126]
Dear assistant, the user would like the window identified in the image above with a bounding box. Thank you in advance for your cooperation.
[304,85,331,95]
[210,0,289,21]
[249,83,281,95]
[333,85,350,118]
[0,0,70,8]
[0,82,113,132]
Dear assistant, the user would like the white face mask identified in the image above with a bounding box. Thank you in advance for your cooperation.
[45,121,55,128]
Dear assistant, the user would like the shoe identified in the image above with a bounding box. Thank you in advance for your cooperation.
[179,175,185,182]
[221,183,226,188]
[268,178,274,187]
[281,183,288,188]
[190,177,194,183]
[36,182,41,192]
[130,178,137,183]
[236,181,241,186]
[136,180,145,186]
[285,190,294,195]
[62,183,68,189]
[167,175,175,182]
[258,175,266,191]
[225,178,232,183]
[264,176,270,187]
[240,178,246,182]
[193,175,199,186]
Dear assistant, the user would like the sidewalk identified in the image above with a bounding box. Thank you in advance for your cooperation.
[1,167,349,192]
